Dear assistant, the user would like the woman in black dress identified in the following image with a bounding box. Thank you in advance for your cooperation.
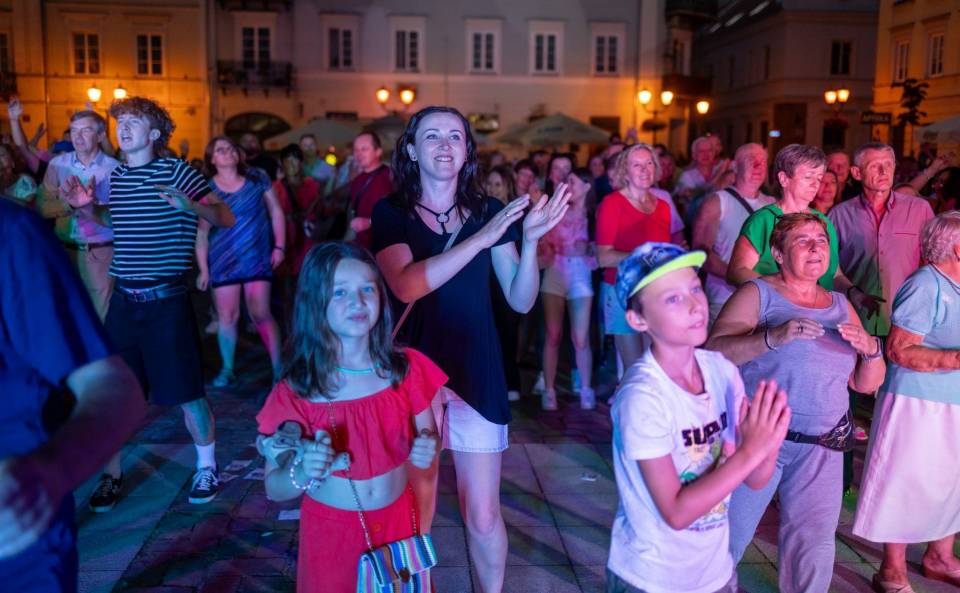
[372,106,569,593]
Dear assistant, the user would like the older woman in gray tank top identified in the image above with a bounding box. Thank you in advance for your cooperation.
[706,213,886,593]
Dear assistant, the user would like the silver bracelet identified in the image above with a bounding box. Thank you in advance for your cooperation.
[860,336,883,361]
[763,327,778,351]
[289,457,320,491]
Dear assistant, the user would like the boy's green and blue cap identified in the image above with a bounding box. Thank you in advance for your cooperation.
[615,243,707,309]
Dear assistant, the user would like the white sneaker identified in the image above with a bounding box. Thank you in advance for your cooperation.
[572,369,581,392]
[532,372,545,394]
[580,388,596,410]
[507,390,521,401]
[541,388,558,411]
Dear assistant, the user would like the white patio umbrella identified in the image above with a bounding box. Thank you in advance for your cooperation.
[496,113,610,147]
[915,115,960,144]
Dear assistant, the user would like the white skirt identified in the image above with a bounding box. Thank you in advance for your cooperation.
[853,391,960,543]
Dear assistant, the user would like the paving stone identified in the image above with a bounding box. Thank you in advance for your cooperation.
[573,565,607,593]
[77,570,123,593]
[498,564,583,593]
[432,566,474,593]
[500,493,554,527]
[505,525,569,566]
[547,492,618,528]
[533,464,617,495]
[432,525,469,567]
[524,443,608,468]
[558,524,610,566]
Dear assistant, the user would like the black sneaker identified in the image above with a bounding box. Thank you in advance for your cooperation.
[188,466,220,504]
[89,473,122,513]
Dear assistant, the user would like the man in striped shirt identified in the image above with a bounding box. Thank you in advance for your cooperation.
[66,97,235,512]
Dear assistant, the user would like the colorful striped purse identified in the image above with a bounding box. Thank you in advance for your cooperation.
[357,531,437,592]
[324,400,438,592]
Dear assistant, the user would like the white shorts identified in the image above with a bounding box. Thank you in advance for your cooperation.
[431,387,508,453]
[540,256,594,300]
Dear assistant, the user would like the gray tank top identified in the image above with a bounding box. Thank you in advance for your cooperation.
[740,279,857,420]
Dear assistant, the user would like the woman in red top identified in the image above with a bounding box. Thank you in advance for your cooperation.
[256,242,445,593]
[597,143,684,372]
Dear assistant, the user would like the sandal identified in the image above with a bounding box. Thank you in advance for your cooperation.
[211,368,235,388]
[871,574,915,593]
[922,565,960,587]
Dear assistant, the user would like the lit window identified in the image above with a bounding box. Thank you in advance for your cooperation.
[74,33,100,75]
[136,34,163,76]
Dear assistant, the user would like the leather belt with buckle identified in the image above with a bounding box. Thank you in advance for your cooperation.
[114,282,187,303]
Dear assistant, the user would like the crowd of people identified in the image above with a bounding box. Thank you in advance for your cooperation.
[2,94,959,593]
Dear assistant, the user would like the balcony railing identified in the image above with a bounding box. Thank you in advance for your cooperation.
[218,0,290,10]
[662,72,712,98]
[217,61,292,93]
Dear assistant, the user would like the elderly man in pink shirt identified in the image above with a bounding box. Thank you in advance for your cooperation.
[828,142,934,338]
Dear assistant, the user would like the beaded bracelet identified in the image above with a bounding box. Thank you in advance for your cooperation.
[289,457,320,491]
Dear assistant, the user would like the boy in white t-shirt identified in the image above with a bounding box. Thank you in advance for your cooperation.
[608,243,791,593]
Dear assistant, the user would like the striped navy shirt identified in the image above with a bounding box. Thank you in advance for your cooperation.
[108,158,211,280]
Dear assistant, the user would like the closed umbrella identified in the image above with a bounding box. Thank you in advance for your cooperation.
[496,113,610,147]
[264,118,362,151]
[915,116,960,144]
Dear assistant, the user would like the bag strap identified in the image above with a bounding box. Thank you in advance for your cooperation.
[391,215,465,340]
[325,400,420,551]
[724,186,757,216]
[350,165,386,213]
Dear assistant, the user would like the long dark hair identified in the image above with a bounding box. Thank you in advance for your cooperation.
[390,105,486,220]
[203,135,248,178]
[545,152,576,195]
[282,242,408,399]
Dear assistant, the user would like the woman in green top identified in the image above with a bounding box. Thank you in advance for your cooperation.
[727,144,873,305]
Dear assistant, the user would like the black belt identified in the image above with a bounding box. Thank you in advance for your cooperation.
[114,282,187,303]
[785,411,854,452]
[63,241,113,251]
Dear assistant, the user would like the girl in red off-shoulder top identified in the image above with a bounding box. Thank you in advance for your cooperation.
[256,242,446,593]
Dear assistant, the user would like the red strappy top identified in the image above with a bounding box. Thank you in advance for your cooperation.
[256,348,447,480]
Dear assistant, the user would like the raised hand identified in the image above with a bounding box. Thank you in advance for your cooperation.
[474,195,530,250]
[768,318,824,349]
[737,379,790,460]
[522,182,571,243]
[408,429,438,469]
[838,323,881,357]
[63,175,96,209]
[6,97,22,121]
[30,122,46,147]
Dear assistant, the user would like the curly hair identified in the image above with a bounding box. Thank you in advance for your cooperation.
[109,97,175,155]
[921,210,960,264]
[390,105,486,220]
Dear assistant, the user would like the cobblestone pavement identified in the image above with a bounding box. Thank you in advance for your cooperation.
[74,333,955,593]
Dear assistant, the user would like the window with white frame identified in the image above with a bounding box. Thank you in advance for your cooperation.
[830,40,851,76]
[241,26,271,69]
[893,40,909,82]
[136,34,163,76]
[322,14,359,71]
[591,22,625,76]
[529,21,563,75]
[466,19,501,74]
[390,16,425,73]
[928,32,944,77]
[73,32,100,74]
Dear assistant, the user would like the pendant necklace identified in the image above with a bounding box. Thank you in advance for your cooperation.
[417,202,458,233]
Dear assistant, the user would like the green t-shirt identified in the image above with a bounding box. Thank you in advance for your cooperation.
[738,204,839,290]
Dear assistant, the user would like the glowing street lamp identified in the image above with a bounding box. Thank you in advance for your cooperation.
[375,86,390,105]
[636,87,673,144]
[660,90,674,107]
[86,84,102,103]
[637,88,652,106]
[113,85,127,100]
[824,90,838,105]
[399,87,416,106]
[695,100,711,115]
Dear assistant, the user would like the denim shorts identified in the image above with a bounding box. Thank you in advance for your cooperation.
[602,283,638,336]
[431,387,508,453]
[541,256,595,300]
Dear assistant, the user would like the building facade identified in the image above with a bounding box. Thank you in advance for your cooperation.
[691,0,878,157]
[211,0,677,152]
[0,0,211,158]
[871,0,960,156]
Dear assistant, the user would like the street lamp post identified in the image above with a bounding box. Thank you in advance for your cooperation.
[375,85,417,115]
[87,83,127,140]
[823,87,850,115]
[637,88,674,145]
